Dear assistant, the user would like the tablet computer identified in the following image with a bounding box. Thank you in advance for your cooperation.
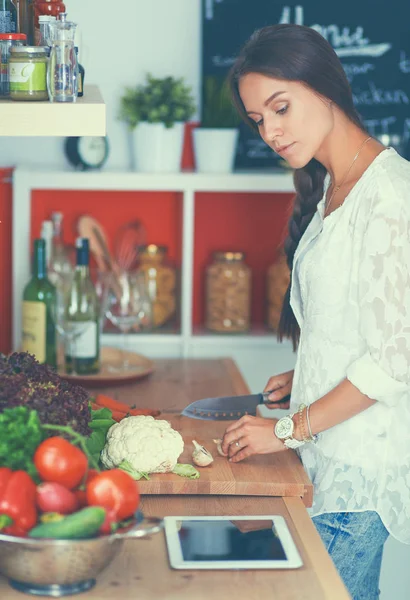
[164,515,303,570]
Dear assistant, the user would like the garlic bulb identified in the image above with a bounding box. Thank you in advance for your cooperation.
[192,440,214,467]
[213,438,228,457]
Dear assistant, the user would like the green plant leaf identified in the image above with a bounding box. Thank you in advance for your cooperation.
[201,75,240,129]
[118,72,196,130]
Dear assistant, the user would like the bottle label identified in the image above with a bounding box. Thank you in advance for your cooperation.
[67,322,97,358]
[9,61,47,92]
[22,301,46,363]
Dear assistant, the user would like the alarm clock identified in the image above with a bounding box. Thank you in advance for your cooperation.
[64,136,109,170]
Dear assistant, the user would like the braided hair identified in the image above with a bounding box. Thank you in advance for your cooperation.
[228,24,364,349]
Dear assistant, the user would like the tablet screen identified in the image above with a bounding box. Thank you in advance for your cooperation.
[178,519,287,562]
[164,515,303,569]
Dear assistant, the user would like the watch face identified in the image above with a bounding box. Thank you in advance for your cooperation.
[78,136,108,167]
[275,416,294,439]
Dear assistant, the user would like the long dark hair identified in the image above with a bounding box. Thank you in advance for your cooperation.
[228,24,364,349]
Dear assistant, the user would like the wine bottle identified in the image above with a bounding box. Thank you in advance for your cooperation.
[65,237,100,375]
[22,238,57,367]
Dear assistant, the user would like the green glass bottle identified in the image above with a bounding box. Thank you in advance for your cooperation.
[22,238,57,367]
[65,237,100,374]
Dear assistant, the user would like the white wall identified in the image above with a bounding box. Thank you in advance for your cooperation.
[4,1,410,597]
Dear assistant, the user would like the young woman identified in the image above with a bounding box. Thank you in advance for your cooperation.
[220,24,410,599]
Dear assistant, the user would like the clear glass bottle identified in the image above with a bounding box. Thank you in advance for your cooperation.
[64,238,100,375]
[136,244,177,329]
[48,211,73,285]
[205,251,251,333]
[22,238,57,367]
[47,12,78,102]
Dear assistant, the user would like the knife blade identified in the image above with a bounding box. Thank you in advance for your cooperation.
[181,392,289,420]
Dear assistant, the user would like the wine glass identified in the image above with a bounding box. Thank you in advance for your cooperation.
[105,271,152,371]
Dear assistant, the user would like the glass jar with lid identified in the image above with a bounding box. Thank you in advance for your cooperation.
[205,251,251,333]
[9,45,48,100]
[0,33,26,96]
[136,244,177,329]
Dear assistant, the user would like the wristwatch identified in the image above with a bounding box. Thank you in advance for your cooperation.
[274,414,305,449]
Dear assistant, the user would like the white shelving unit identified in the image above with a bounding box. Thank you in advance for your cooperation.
[12,166,296,390]
[0,85,105,137]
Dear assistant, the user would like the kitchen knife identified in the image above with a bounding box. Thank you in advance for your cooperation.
[181,393,290,420]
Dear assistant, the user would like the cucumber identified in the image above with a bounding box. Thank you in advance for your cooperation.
[29,506,106,540]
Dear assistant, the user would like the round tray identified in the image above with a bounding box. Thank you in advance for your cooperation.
[58,346,155,387]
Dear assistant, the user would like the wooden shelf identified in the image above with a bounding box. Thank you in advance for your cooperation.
[0,85,106,137]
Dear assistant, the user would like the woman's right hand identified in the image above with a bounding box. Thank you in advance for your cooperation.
[263,370,294,410]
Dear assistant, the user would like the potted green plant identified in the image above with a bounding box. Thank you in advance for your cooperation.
[193,75,241,173]
[119,73,196,173]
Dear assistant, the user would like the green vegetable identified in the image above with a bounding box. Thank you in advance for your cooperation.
[86,405,116,466]
[118,460,200,481]
[0,406,44,479]
[118,460,150,480]
[172,464,200,480]
[29,506,106,539]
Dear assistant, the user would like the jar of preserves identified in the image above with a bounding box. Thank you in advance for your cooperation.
[9,46,48,101]
[266,250,290,332]
[136,244,177,329]
[205,251,251,333]
[0,33,26,96]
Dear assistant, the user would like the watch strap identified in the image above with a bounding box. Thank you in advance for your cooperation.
[284,437,305,449]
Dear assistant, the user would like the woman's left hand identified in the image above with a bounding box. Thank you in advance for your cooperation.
[221,415,286,463]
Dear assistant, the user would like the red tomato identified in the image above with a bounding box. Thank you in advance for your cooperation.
[99,508,118,535]
[86,469,140,521]
[34,437,88,490]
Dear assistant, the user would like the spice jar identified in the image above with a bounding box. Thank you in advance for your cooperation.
[33,0,66,45]
[266,250,290,332]
[205,251,251,333]
[9,46,48,101]
[136,244,177,329]
[0,33,26,96]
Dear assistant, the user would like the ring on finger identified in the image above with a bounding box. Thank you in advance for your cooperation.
[235,440,241,448]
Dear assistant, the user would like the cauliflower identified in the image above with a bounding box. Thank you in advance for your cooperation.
[100,415,184,474]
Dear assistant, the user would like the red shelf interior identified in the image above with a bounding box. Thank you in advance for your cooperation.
[31,189,183,265]
[193,192,293,327]
[26,188,293,333]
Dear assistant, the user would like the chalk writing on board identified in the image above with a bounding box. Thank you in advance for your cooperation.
[280,5,391,58]
[399,52,410,74]
[353,83,409,107]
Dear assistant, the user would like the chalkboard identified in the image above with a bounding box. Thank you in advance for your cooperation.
[202,0,410,169]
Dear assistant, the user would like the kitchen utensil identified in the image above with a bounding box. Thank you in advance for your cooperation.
[115,220,147,271]
[0,512,163,597]
[77,215,117,273]
[181,392,290,420]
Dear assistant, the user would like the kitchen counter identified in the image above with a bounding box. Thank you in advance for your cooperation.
[0,358,350,600]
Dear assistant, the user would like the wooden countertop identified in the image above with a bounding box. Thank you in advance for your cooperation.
[0,358,350,600]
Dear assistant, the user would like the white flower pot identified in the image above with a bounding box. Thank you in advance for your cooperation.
[193,128,239,173]
[132,121,185,173]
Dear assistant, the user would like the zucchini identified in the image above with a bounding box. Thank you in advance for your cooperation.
[29,506,106,540]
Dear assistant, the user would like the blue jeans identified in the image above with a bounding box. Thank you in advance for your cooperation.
[313,511,389,600]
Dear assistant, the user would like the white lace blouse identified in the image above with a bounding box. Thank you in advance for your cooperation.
[289,147,410,544]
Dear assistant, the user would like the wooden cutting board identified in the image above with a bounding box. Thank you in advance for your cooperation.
[137,414,313,506]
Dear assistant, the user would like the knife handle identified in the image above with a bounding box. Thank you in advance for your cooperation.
[259,392,291,404]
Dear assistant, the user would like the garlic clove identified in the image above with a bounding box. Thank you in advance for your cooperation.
[213,438,228,457]
[192,440,214,467]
